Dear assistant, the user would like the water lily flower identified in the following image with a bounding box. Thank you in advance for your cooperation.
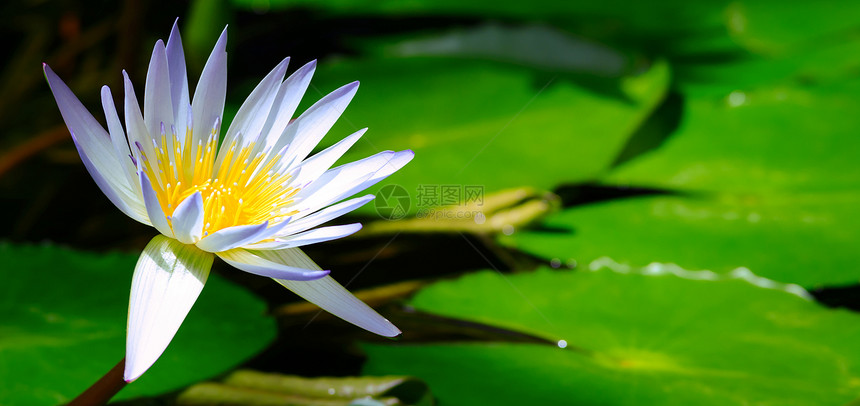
[44,21,412,382]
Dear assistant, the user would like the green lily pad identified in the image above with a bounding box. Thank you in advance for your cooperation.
[724,0,860,54]
[605,83,860,193]
[366,23,632,77]
[234,0,860,56]
[363,268,860,405]
[0,242,275,405]
[677,35,860,97]
[500,193,860,287]
[230,0,732,50]
[308,57,668,214]
[176,370,433,406]
[581,83,860,289]
[231,0,719,25]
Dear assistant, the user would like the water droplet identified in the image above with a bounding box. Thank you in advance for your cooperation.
[502,224,515,235]
[727,91,746,107]
[474,212,486,225]
[550,258,561,268]
[557,340,568,349]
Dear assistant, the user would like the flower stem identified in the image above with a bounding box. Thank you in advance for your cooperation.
[67,358,127,406]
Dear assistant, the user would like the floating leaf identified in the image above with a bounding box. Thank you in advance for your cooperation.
[0,243,274,405]
[501,193,860,287]
[230,0,726,37]
[233,0,860,57]
[563,81,860,288]
[307,57,668,215]
[364,268,860,405]
[177,370,432,406]
[606,84,860,193]
[725,0,860,54]
[374,23,630,77]
[677,35,860,96]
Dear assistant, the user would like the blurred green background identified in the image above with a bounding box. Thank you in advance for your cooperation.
[2,0,860,404]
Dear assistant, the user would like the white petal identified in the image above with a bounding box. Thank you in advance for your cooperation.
[258,59,316,152]
[268,248,400,337]
[291,128,366,187]
[294,149,413,214]
[249,223,362,250]
[292,151,393,210]
[196,222,268,253]
[166,20,190,135]
[43,64,147,222]
[216,58,289,169]
[191,28,228,150]
[68,136,146,223]
[196,217,294,253]
[277,82,359,170]
[322,150,416,206]
[123,71,159,182]
[217,248,330,281]
[140,171,174,238]
[171,192,204,244]
[144,40,175,141]
[100,86,138,191]
[282,194,373,232]
[352,149,415,192]
[125,235,214,382]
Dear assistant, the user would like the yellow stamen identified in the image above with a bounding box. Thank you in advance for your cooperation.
[141,130,299,236]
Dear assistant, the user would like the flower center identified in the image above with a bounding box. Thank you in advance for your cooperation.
[138,126,299,236]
